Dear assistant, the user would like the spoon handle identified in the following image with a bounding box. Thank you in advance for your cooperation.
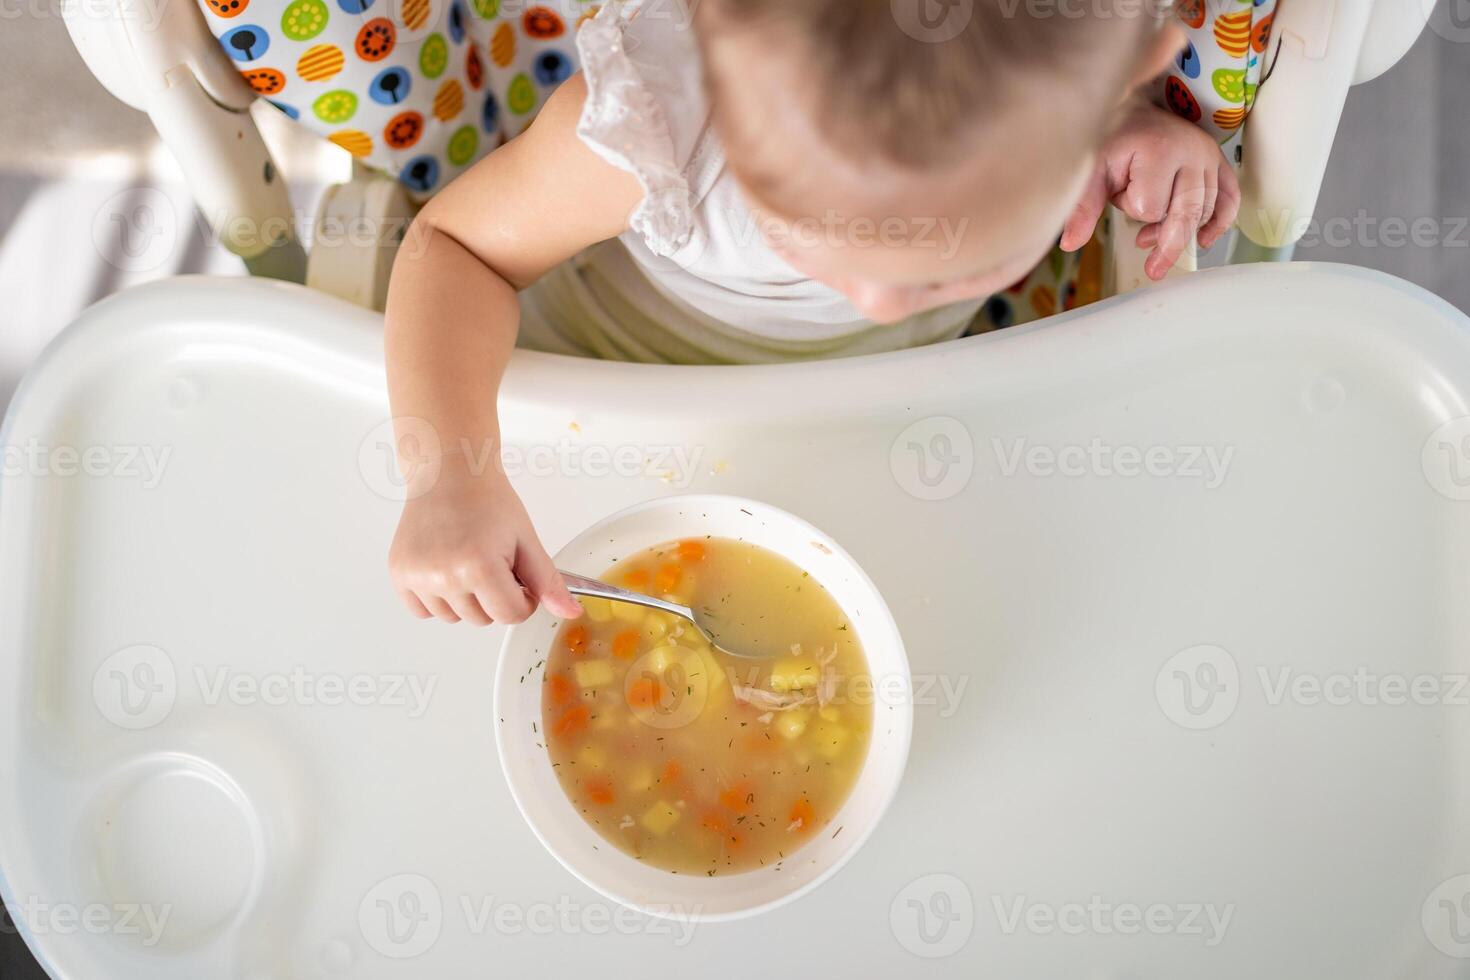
[559,570,693,621]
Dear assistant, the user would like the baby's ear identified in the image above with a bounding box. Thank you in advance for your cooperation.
[1126,21,1187,93]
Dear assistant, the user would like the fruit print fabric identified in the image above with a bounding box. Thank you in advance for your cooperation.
[975,0,1278,333]
[199,0,597,200]
[1156,0,1278,152]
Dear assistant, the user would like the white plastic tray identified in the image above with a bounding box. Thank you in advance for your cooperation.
[4,266,1470,978]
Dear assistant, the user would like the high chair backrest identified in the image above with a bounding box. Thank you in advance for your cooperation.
[63,0,309,283]
[64,0,1437,309]
[1231,0,1435,262]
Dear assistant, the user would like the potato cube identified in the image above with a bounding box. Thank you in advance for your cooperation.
[646,645,681,674]
[577,745,607,770]
[774,709,809,740]
[643,615,670,642]
[770,657,819,693]
[573,659,613,689]
[676,628,710,653]
[818,705,841,723]
[610,600,645,624]
[580,597,613,623]
[641,801,680,835]
[626,766,654,794]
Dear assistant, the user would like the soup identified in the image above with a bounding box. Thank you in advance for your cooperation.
[540,537,873,876]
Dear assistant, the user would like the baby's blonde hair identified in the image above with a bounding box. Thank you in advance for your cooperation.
[697,0,1162,173]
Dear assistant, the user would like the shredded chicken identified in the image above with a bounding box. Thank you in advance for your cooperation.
[816,647,839,708]
[732,645,844,712]
[732,684,814,711]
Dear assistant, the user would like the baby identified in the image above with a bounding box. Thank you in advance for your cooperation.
[385,0,1240,625]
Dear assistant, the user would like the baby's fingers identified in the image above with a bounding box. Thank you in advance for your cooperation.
[1147,169,1212,281]
[423,595,463,623]
[1199,162,1240,250]
[472,558,536,625]
[398,588,433,619]
[446,593,493,627]
[1115,155,1176,227]
[1061,162,1109,253]
[516,539,583,620]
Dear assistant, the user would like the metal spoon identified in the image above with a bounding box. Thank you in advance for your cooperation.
[559,570,762,660]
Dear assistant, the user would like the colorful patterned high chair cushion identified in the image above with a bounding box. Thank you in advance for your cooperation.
[1162,0,1278,154]
[200,0,599,199]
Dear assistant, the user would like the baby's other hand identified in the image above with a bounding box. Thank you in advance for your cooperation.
[389,461,582,626]
[1061,102,1240,281]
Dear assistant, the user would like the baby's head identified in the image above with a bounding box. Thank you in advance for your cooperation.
[695,0,1184,322]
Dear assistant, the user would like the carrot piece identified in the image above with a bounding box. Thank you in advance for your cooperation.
[627,676,662,709]
[789,797,815,828]
[622,569,650,590]
[564,625,588,656]
[718,781,753,814]
[551,704,589,738]
[612,629,639,660]
[660,759,681,783]
[740,731,779,755]
[675,540,706,563]
[547,673,574,705]
[653,563,682,593]
[585,776,615,806]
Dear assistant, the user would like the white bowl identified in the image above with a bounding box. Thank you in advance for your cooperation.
[495,494,912,922]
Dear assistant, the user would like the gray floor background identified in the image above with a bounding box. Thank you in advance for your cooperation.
[0,7,1467,979]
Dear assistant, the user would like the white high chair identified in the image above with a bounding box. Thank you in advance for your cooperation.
[1229,0,1437,263]
[8,4,1470,980]
[61,0,415,307]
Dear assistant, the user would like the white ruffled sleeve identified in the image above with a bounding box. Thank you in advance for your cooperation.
[575,4,696,258]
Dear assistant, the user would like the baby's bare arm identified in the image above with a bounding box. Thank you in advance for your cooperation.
[384,73,641,626]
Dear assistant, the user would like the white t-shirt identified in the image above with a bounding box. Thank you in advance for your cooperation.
[517,1,981,364]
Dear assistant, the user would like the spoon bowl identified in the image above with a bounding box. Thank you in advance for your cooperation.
[560,570,760,660]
